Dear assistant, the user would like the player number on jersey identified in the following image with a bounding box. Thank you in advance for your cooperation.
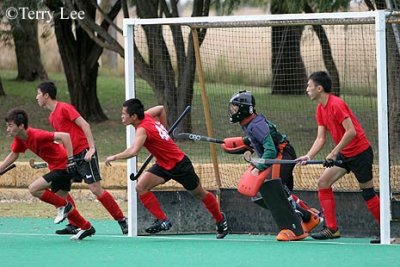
[155,122,170,141]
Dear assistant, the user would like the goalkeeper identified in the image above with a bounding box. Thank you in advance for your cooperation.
[222,90,322,241]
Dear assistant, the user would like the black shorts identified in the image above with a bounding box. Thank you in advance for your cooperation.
[43,169,74,193]
[72,149,102,184]
[147,155,200,191]
[336,146,373,184]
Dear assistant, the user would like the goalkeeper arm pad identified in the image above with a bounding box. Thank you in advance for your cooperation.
[221,136,252,154]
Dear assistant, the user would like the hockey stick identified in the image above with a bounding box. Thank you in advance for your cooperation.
[29,158,87,169]
[29,159,48,169]
[130,105,191,181]
[243,151,342,165]
[0,163,16,175]
[172,131,224,144]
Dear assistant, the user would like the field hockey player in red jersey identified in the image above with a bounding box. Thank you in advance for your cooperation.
[105,98,229,239]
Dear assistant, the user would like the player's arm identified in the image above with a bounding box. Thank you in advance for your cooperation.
[54,132,74,158]
[105,127,147,166]
[326,117,356,160]
[297,125,327,163]
[145,105,167,127]
[0,152,19,174]
[74,116,96,160]
[254,135,276,172]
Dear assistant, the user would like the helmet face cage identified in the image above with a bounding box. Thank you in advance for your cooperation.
[228,91,254,123]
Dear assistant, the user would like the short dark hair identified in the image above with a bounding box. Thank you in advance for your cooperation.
[37,81,57,99]
[308,71,332,93]
[123,98,145,119]
[5,108,29,129]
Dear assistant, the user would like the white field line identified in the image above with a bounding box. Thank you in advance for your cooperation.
[0,231,378,246]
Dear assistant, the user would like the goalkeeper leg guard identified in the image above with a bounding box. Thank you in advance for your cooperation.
[259,179,307,241]
[251,192,268,210]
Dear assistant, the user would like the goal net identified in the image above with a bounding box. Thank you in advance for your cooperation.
[123,11,400,242]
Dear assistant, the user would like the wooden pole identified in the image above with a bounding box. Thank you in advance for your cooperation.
[191,28,222,205]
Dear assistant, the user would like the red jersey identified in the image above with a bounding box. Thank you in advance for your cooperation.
[11,128,67,170]
[49,102,88,155]
[138,113,185,170]
[316,94,370,157]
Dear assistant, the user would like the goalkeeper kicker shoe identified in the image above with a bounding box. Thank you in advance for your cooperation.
[54,202,73,224]
[70,226,96,241]
[216,212,229,239]
[145,219,172,234]
[276,229,308,241]
[302,212,324,233]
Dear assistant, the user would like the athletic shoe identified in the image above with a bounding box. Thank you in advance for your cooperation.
[216,212,229,239]
[54,202,73,224]
[302,213,324,233]
[70,226,96,240]
[118,217,128,235]
[370,237,380,244]
[145,219,172,234]
[55,224,79,235]
[311,226,341,240]
[276,229,308,241]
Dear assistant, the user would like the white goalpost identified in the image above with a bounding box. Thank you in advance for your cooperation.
[123,23,137,237]
[123,10,396,244]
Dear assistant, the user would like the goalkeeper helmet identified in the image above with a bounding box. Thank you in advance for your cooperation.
[228,90,255,123]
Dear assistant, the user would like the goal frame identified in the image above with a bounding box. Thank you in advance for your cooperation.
[123,10,391,243]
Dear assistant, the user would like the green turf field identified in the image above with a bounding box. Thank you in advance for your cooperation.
[0,217,399,267]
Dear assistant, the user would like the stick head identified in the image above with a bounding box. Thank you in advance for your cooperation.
[171,129,179,139]
[243,151,253,164]
[130,173,138,181]
[29,159,48,169]
[29,159,36,168]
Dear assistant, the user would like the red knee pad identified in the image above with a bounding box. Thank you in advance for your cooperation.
[237,166,270,197]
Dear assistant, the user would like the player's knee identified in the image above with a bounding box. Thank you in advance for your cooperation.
[28,185,40,197]
[88,183,104,196]
[135,183,146,194]
[317,179,331,189]
[191,188,207,200]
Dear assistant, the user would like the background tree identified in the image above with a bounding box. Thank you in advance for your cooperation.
[366,0,400,156]
[0,3,10,97]
[132,0,211,130]
[303,2,342,95]
[0,76,5,96]
[213,0,347,95]
[60,0,212,130]
[5,0,48,81]
[44,0,121,122]
[270,0,348,95]
[100,0,118,69]
[270,1,307,95]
